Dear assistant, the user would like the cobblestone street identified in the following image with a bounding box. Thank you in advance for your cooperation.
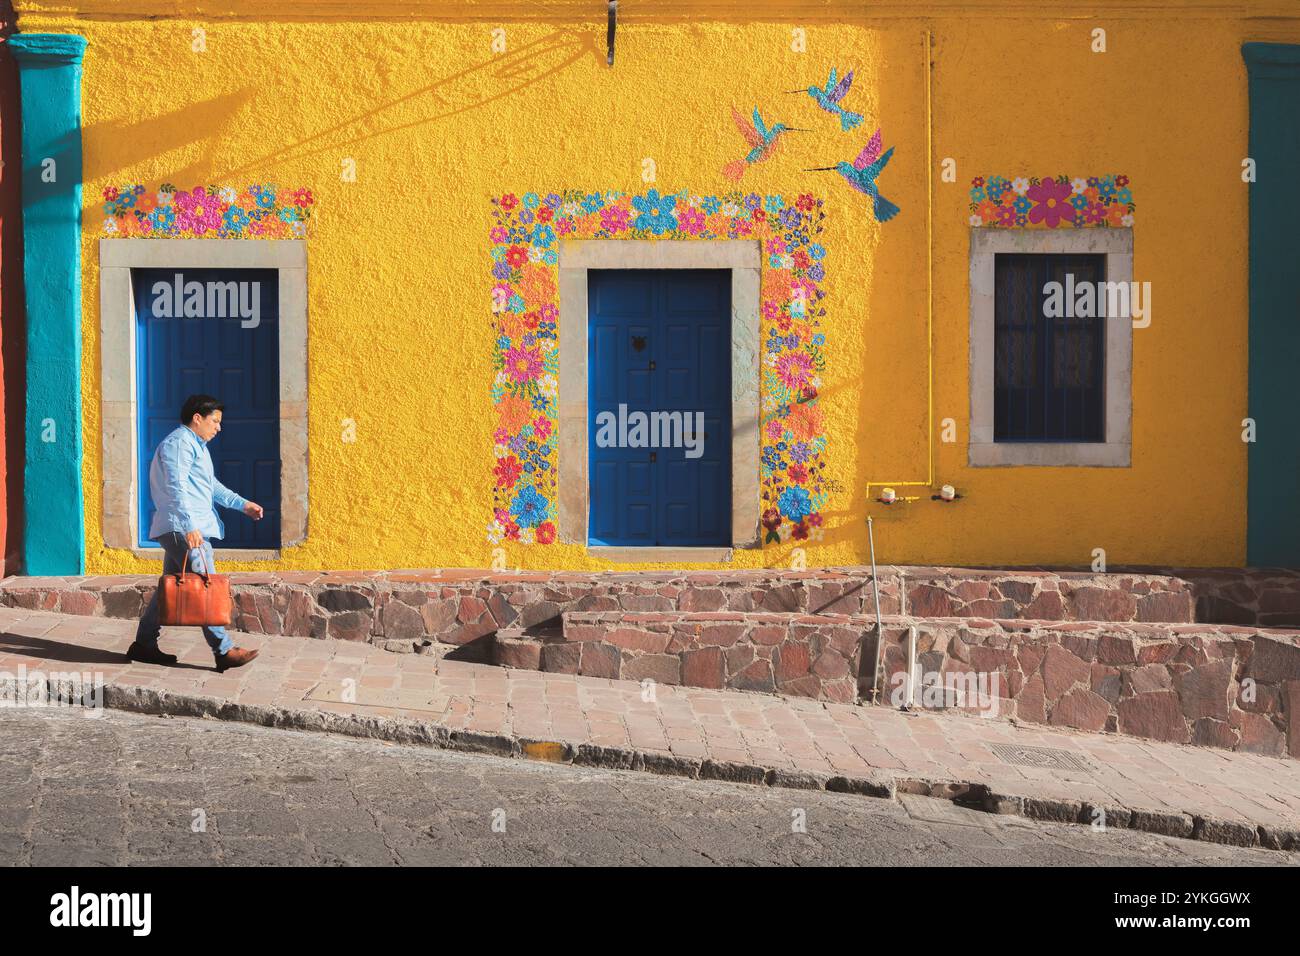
[1,707,1293,867]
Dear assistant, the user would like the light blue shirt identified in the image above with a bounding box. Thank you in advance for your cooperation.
[147,425,247,540]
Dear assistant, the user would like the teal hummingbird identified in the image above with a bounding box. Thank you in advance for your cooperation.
[806,128,900,222]
[788,67,864,132]
[722,107,808,182]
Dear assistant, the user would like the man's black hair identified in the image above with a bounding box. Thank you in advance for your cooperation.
[180,394,225,425]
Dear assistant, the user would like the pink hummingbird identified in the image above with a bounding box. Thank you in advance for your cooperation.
[806,127,900,222]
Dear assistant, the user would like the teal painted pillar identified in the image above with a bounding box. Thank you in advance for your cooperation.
[9,33,87,575]
[1242,43,1300,568]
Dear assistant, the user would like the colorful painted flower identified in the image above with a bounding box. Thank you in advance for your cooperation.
[505,245,529,268]
[775,351,814,390]
[778,486,812,522]
[510,485,549,528]
[496,393,534,432]
[630,189,677,234]
[600,206,630,233]
[173,187,223,235]
[785,402,824,442]
[1011,177,1030,196]
[148,206,177,232]
[535,521,557,544]
[222,206,250,233]
[1026,178,1075,227]
[679,207,706,234]
[494,455,523,489]
[504,346,544,383]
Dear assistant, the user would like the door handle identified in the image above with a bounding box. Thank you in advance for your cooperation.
[650,451,657,463]
[649,360,656,371]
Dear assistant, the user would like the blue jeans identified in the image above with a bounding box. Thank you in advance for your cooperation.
[135,532,233,658]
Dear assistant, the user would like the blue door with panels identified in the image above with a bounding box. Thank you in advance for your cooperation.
[588,269,731,546]
[135,268,281,549]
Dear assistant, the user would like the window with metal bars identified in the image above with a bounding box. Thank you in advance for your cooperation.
[994,253,1106,443]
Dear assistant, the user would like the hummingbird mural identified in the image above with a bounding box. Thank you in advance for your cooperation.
[806,128,900,223]
[722,107,808,182]
[788,67,864,132]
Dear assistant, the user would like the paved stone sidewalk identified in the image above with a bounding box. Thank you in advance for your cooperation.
[2,606,1299,850]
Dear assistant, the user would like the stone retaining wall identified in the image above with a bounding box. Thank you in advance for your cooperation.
[495,610,1300,759]
[496,610,866,703]
[878,618,1300,759]
[1138,567,1300,628]
[0,566,1199,649]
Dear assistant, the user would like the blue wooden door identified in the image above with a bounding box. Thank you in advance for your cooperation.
[134,268,281,549]
[588,269,731,546]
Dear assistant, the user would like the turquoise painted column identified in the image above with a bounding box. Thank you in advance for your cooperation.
[9,33,88,575]
[1242,43,1300,568]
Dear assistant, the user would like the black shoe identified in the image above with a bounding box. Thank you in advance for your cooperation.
[126,642,178,666]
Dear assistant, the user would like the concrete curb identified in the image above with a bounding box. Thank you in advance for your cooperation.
[72,680,1298,853]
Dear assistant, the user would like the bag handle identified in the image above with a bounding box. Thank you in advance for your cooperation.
[177,539,214,586]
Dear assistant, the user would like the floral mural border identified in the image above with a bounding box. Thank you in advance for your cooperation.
[969,175,1133,228]
[488,188,834,547]
[100,184,315,238]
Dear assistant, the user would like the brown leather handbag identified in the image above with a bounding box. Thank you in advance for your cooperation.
[157,546,232,627]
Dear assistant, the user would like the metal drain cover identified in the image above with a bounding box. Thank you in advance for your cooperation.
[989,743,1093,773]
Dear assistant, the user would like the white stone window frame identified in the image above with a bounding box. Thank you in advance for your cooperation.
[969,227,1133,467]
[556,239,761,563]
[99,238,308,560]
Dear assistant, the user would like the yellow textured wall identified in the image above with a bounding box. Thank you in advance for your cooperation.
[16,1,1299,572]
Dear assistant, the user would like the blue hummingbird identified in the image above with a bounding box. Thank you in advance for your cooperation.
[789,67,864,132]
[722,107,809,182]
[806,128,900,223]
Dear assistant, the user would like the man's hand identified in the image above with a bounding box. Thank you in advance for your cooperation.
[185,529,203,550]
[244,501,265,520]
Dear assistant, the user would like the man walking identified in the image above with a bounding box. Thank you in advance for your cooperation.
[127,394,263,671]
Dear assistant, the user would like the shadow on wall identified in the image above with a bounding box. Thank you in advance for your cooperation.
[83,27,601,189]
[0,1,25,576]
[212,28,601,183]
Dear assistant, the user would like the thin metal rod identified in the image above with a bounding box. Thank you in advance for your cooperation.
[867,516,884,703]
[903,626,917,710]
[606,1,616,66]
